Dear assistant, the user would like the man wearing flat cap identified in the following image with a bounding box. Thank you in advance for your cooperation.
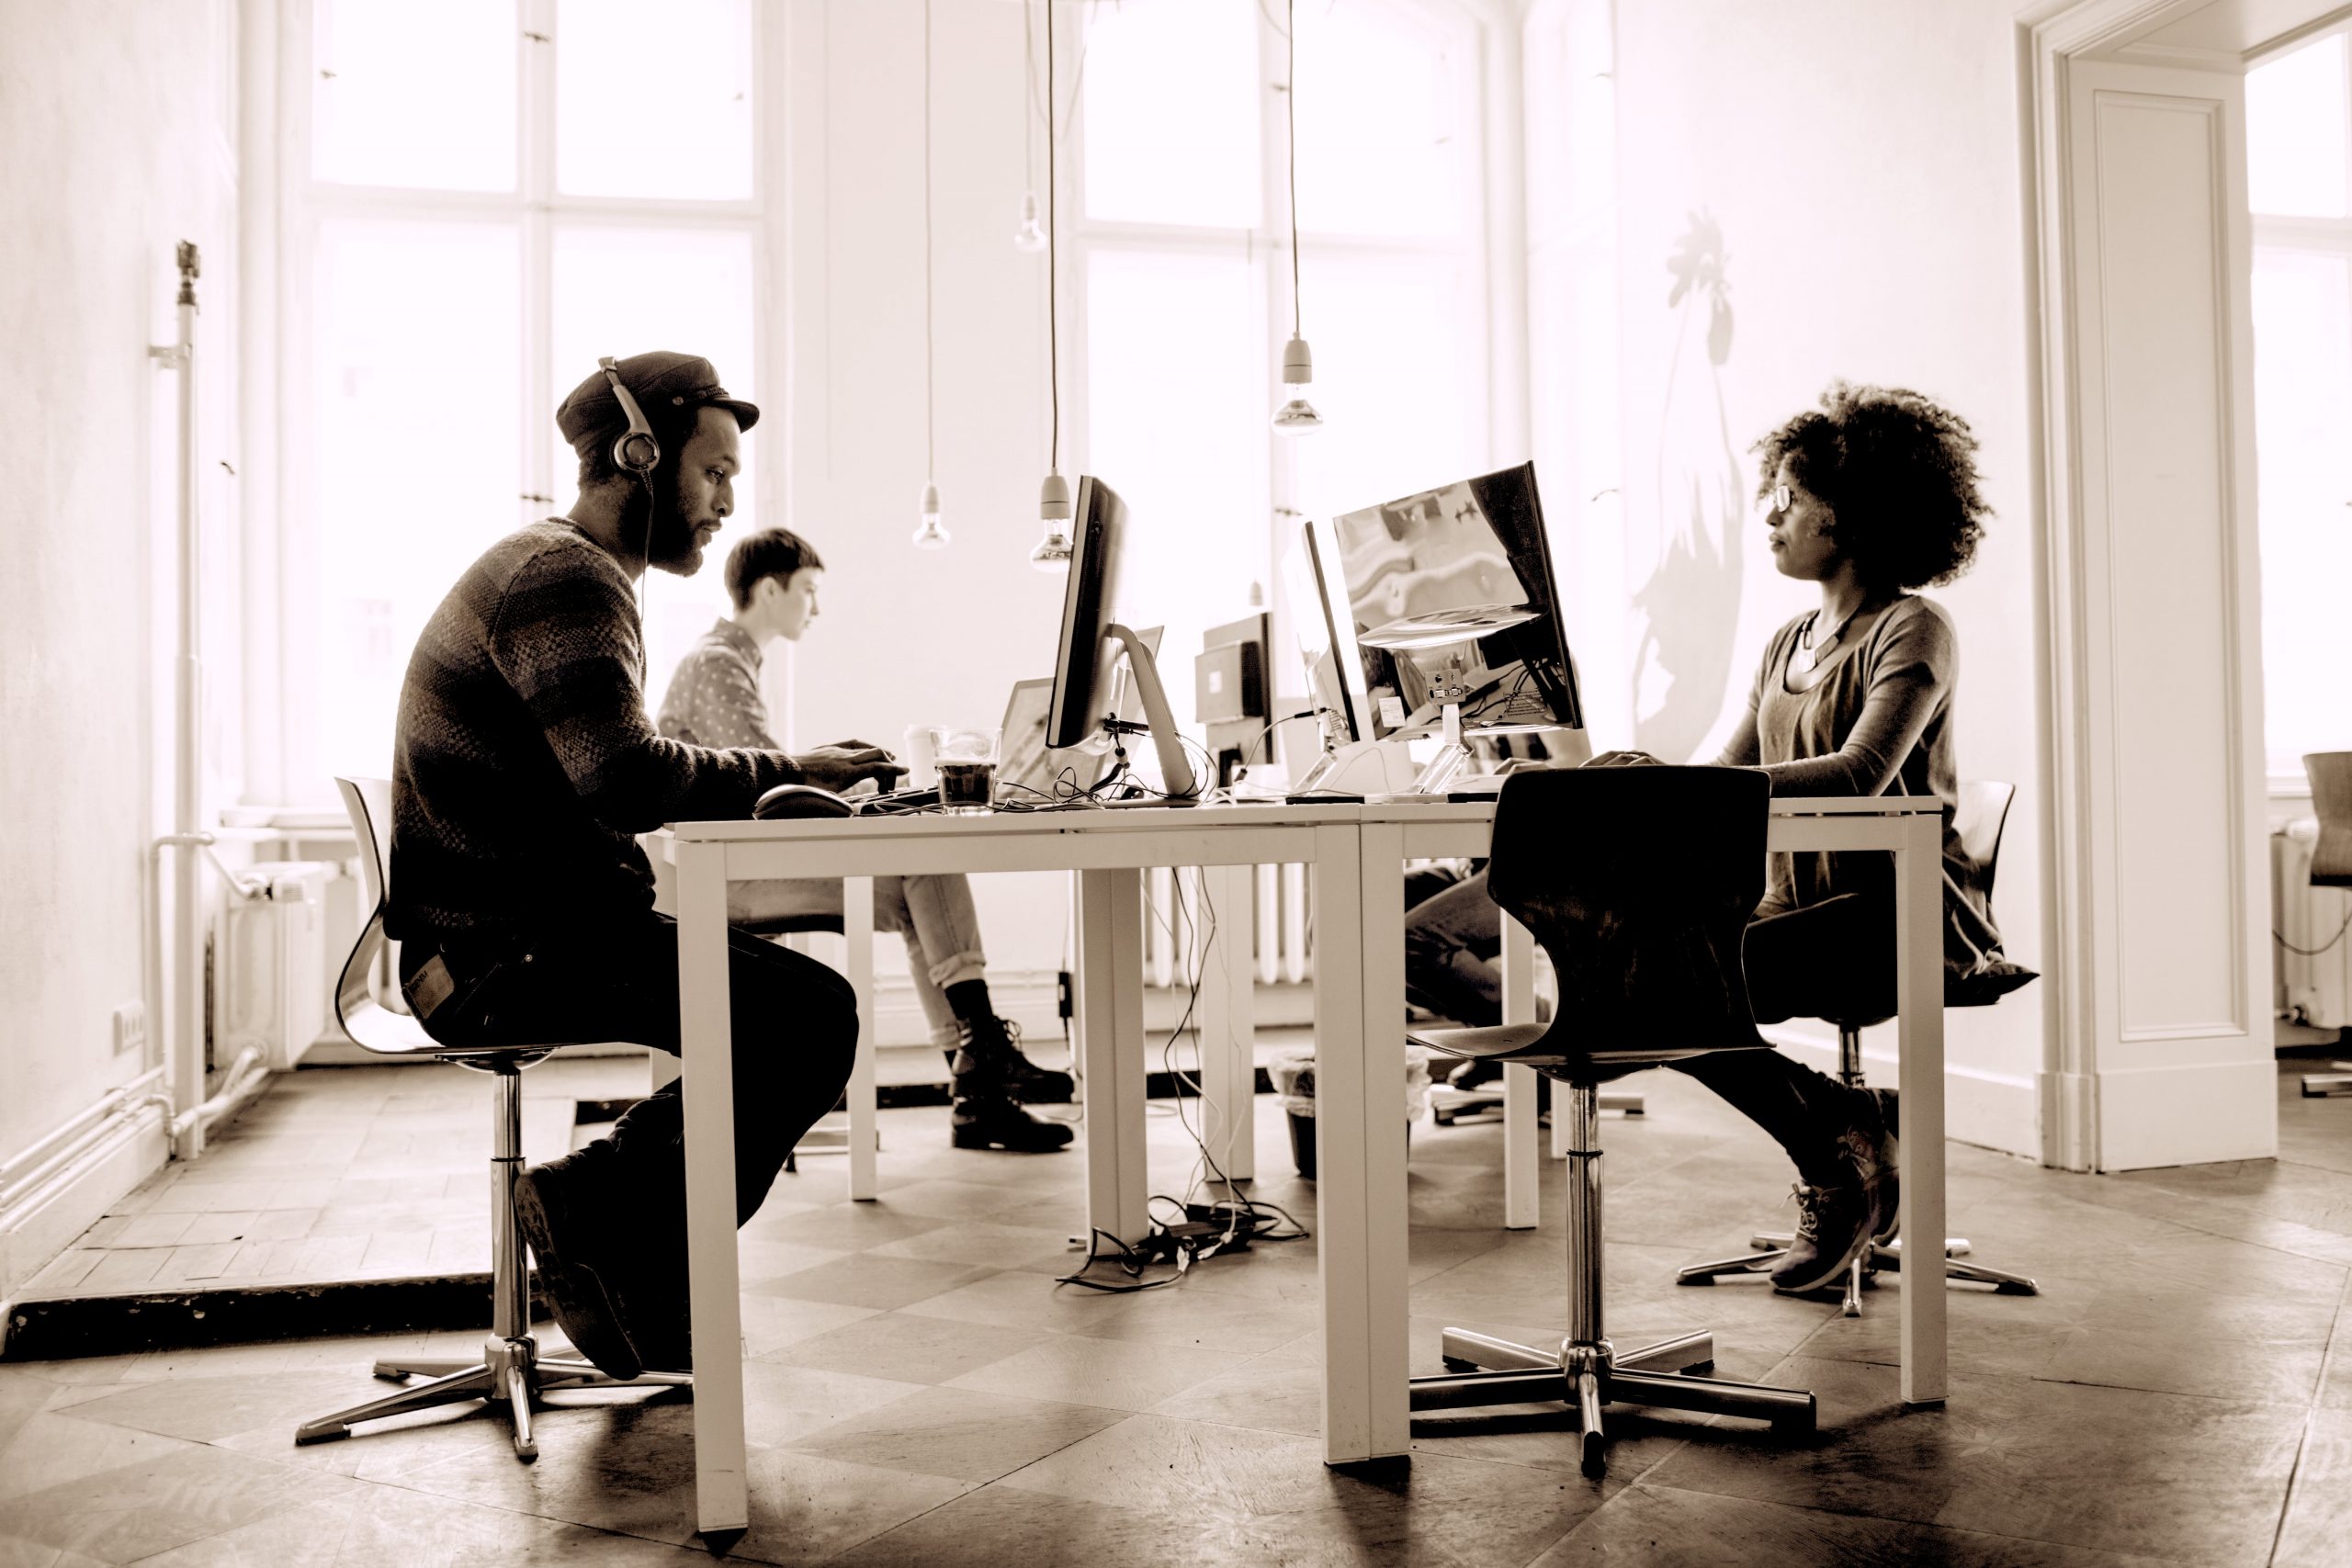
[388,351,900,1378]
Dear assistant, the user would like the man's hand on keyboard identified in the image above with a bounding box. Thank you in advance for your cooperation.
[794,744,908,794]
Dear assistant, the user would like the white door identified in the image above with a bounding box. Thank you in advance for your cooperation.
[2051,58,2276,1170]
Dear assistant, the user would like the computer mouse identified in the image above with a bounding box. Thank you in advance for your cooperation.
[753,783,856,820]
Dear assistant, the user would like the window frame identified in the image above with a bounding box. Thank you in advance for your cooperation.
[262,0,778,805]
[2247,17,2352,795]
[1063,0,1510,702]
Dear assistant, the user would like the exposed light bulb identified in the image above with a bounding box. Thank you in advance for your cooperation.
[1013,192,1047,253]
[1272,333,1322,436]
[912,480,948,549]
[1030,472,1073,570]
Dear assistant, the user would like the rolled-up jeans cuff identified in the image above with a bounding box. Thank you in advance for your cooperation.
[927,950,988,992]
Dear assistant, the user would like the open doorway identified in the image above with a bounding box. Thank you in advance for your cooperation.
[2245,24,2352,1051]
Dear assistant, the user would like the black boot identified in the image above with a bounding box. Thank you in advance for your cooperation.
[949,1015,1075,1103]
[951,1093,1074,1152]
[511,1143,642,1380]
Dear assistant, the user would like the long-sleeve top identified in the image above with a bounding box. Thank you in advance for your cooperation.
[390,522,802,951]
[1713,594,2013,986]
[656,617,778,750]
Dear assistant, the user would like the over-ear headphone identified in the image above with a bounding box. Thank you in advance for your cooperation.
[598,355,660,478]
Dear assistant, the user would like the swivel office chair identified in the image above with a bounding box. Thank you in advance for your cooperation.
[1408,767,1817,1479]
[1676,780,2040,1312]
[295,778,688,1460]
[2297,752,2352,1098]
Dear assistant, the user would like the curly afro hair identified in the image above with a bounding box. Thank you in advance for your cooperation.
[1752,381,1991,589]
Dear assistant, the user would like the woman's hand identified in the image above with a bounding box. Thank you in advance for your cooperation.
[1581,749,1665,768]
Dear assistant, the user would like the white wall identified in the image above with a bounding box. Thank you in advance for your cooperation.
[778,0,1079,986]
[1592,0,2047,1153]
[0,1,234,1286]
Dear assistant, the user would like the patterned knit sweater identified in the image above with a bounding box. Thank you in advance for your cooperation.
[389,521,801,950]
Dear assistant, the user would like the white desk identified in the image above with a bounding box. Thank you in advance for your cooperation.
[662,804,1365,1534]
[661,794,1948,1537]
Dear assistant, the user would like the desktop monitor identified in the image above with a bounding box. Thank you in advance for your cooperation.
[1328,463,1585,738]
[1281,520,1363,746]
[1046,476,1196,797]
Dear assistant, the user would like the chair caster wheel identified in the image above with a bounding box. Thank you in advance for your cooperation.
[1772,1402,1818,1437]
[1442,1357,1477,1373]
[1579,1430,1606,1479]
[1996,1280,2039,1295]
[1676,1274,1714,1286]
[1683,1359,1714,1375]
[1432,1110,1458,1126]
[373,1370,408,1383]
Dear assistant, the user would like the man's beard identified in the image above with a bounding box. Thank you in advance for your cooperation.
[623,472,707,576]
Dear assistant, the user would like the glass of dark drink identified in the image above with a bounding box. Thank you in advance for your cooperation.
[926,726,1001,815]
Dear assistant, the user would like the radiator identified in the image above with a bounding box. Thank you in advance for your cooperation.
[2274,820,2352,1031]
[214,860,334,1070]
[1143,864,1314,989]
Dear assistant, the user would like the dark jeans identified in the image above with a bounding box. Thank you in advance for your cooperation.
[401,914,858,1258]
[1403,870,1887,1182]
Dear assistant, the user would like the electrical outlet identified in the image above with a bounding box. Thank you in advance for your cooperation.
[113,1002,147,1057]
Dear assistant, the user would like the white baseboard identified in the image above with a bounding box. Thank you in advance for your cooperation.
[2083,1056,2278,1171]
[1761,1027,2040,1160]
[0,1106,170,1303]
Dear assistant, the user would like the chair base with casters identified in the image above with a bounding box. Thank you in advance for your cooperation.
[1410,1038,1816,1479]
[296,1054,690,1457]
[2303,1061,2352,1098]
[300,778,690,1460]
[1674,1021,2040,1314]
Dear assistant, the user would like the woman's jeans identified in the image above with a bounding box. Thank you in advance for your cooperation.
[738,874,990,1047]
[1404,869,1886,1182]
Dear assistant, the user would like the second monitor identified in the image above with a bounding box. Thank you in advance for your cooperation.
[1046,475,1199,801]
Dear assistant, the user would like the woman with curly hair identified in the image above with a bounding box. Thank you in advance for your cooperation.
[1579,378,2028,1292]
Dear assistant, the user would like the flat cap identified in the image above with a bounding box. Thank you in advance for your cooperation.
[556,351,760,457]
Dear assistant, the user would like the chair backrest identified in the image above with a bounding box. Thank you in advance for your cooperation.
[1485,765,1770,1054]
[1952,779,2017,902]
[331,775,431,1056]
[337,777,393,919]
[2308,753,2352,887]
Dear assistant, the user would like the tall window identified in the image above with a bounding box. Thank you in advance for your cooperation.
[2248,26,2352,784]
[285,0,763,798]
[1073,0,1490,724]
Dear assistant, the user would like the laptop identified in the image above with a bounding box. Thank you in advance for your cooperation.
[997,626,1166,804]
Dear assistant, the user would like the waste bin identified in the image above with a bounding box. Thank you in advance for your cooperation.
[1272,1048,1436,1180]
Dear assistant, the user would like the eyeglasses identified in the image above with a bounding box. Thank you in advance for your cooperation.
[1766,482,1792,515]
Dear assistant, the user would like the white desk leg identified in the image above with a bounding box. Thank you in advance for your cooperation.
[1314,822,1411,1465]
[1500,912,1541,1229]
[674,840,747,1536]
[844,877,878,1201]
[1077,867,1150,1245]
[1895,812,1948,1408]
[1198,863,1258,1184]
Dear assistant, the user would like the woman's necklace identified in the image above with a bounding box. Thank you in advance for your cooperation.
[1789,604,1860,678]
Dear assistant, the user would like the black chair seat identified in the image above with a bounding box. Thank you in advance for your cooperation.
[1411,1022,1771,1082]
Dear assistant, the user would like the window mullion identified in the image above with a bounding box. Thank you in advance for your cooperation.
[522,0,557,516]
[1258,0,1297,546]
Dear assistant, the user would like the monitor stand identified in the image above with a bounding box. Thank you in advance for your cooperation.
[1096,622,1197,800]
[1407,701,1476,795]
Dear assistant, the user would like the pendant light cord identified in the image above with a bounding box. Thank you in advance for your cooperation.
[1287,0,1300,338]
[1047,0,1060,473]
[924,0,936,482]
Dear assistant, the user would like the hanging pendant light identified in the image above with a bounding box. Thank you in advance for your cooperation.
[1014,4,1047,251]
[913,480,948,550]
[912,0,950,551]
[1013,192,1047,253]
[1272,0,1321,436]
[1030,0,1073,571]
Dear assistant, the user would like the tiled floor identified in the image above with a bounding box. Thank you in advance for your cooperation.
[3,1054,2347,1565]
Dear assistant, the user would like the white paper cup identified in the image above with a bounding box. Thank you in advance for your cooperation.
[899,725,939,790]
